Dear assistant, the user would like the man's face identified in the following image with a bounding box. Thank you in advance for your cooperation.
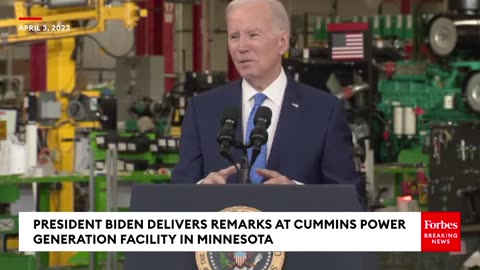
[227,3,288,86]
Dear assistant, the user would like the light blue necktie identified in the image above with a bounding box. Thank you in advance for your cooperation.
[246,93,267,184]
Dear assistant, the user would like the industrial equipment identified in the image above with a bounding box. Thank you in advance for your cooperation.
[375,4,479,161]
[427,0,480,57]
[116,61,227,136]
[375,61,480,164]
[288,3,480,215]
[183,71,227,97]
[429,122,480,225]
[0,0,147,269]
[372,0,480,212]
[115,56,166,125]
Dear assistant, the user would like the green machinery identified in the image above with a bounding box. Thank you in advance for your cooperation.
[373,60,480,206]
[90,131,179,176]
[295,10,480,206]
[312,14,416,43]
[376,61,480,164]
[372,8,480,204]
[307,11,480,163]
[307,13,435,57]
[0,130,175,270]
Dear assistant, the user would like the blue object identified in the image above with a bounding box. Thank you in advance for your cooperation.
[246,93,267,183]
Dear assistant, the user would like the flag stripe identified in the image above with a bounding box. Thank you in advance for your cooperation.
[333,47,364,51]
[345,34,363,37]
[343,42,363,46]
[332,50,364,54]
[235,255,246,266]
[332,54,364,59]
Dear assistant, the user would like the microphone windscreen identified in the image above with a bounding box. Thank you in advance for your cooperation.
[254,106,272,128]
[221,107,241,126]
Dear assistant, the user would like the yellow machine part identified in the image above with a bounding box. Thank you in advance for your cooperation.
[44,31,101,269]
[46,37,76,267]
[0,121,6,140]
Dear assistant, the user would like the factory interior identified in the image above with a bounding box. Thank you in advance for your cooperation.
[1,0,480,269]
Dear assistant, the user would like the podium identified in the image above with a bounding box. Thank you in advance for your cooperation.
[124,184,378,270]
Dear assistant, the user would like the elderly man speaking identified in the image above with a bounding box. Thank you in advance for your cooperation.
[171,0,361,197]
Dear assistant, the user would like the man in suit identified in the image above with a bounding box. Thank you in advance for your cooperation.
[171,0,361,193]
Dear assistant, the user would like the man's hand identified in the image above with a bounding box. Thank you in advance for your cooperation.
[256,169,295,185]
[201,165,238,184]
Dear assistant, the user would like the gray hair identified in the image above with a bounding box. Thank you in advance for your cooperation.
[226,0,290,35]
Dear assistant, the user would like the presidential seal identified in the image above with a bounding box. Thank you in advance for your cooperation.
[195,206,285,270]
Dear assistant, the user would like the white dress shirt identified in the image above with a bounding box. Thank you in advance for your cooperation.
[242,68,287,161]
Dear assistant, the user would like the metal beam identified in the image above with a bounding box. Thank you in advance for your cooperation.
[193,2,202,72]
[401,0,411,14]
[30,42,47,92]
[163,1,175,92]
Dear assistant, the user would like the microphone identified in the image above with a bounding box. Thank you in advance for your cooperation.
[217,107,240,163]
[249,106,272,166]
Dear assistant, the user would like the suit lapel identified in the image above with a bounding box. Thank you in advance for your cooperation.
[267,77,302,169]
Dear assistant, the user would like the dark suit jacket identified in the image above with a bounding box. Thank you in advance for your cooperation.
[171,76,361,193]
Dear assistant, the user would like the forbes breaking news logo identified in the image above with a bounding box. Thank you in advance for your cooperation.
[421,212,461,252]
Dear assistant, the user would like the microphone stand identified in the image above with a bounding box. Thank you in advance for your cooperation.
[229,139,261,184]
[218,136,252,184]
[219,137,264,185]
[240,151,250,184]
[235,141,251,184]
[218,130,263,185]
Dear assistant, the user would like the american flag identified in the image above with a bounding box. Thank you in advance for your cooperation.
[331,32,364,60]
